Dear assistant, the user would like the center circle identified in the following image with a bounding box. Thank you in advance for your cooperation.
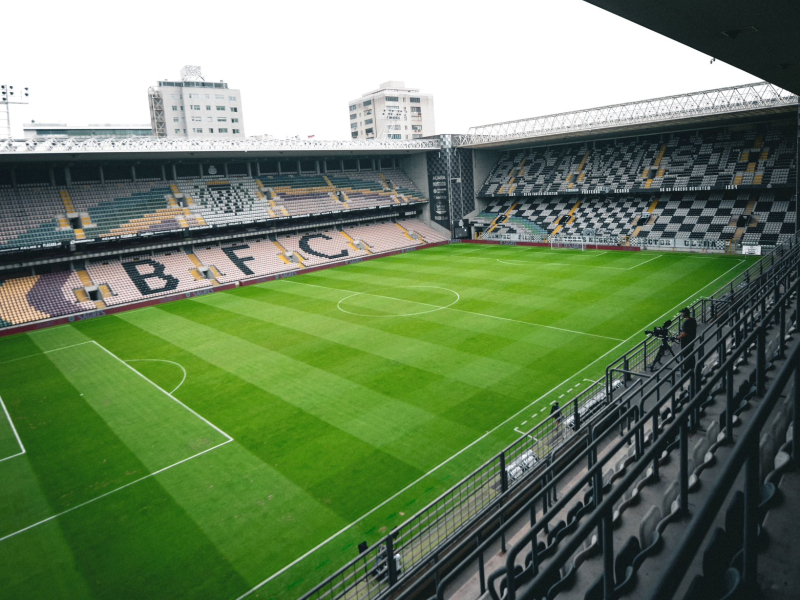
[337,286,460,318]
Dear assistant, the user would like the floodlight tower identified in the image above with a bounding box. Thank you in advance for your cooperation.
[0,84,30,139]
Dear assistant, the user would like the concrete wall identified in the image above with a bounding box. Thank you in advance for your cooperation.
[399,153,430,199]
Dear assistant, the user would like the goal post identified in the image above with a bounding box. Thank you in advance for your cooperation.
[549,236,587,251]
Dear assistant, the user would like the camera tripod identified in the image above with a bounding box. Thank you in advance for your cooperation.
[649,336,675,371]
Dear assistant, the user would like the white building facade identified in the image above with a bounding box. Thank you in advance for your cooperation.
[348,81,434,141]
[148,67,245,139]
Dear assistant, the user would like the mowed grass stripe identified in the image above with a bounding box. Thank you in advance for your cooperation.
[0,246,759,600]
[121,302,484,469]
[35,341,228,469]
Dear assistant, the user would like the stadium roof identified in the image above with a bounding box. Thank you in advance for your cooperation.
[584,0,800,96]
[0,136,442,160]
[457,81,798,148]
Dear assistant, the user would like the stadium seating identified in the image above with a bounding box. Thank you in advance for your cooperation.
[0,170,428,252]
[479,126,797,197]
[0,270,95,326]
[0,218,446,328]
[477,191,798,247]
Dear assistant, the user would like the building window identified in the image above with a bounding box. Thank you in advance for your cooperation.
[351,123,358,129]
[411,106,421,113]
[412,125,422,131]
[351,131,358,139]
[191,116,201,122]
[175,128,181,133]
[209,128,214,133]
[229,96,237,101]
[412,134,422,139]
[349,104,357,111]
[173,117,179,122]
[410,97,421,103]
[386,96,399,102]
[365,118,373,125]
[172,106,178,111]
[217,117,227,122]
[188,93,198,99]
[364,109,372,116]
[190,104,201,110]
[216,105,226,111]
[193,128,203,133]
[350,113,357,120]
[206,116,212,122]
[231,118,239,123]
[366,128,374,134]
[389,134,401,139]
[232,129,240,134]
[205,94,210,99]
[206,105,211,110]
[215,94,224,100]
[363,100,372,107]
[218,128,229,133]
[230,107,238,112]
[171,94,179,101]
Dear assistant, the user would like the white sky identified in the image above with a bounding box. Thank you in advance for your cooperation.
[4,0,758,140]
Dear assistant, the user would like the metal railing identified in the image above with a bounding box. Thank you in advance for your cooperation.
[299,233,799,600]
[497,264,799,600]
[457,81,798,147]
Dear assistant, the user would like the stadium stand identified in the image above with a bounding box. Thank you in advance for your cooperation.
[0,170,428,253]
[0,218,446,328]
[479,126,797,197]
[0,270,96,326]
[476,190,798,247]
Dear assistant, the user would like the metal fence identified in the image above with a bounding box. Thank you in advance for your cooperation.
[299,234,799,600]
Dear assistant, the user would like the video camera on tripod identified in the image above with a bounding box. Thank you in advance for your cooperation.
[645,319,677,343]
[645,319,678,371]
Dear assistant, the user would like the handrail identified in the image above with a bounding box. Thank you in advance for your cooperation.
[505,271,798,599]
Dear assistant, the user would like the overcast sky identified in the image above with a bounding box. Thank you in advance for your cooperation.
[4,0,759,140]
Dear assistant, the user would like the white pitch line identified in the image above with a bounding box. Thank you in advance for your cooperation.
[0,439,233,543]
[283,279,623,342]
[93,342,232,442]
[125,359,188,394]
[0,340,94,367]
[628,254,663,270]
[0,394,25,463]
[0,343,234,543]
[496,258,627,270]
[235,255,751,599]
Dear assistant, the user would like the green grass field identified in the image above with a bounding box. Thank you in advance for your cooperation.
[0,244,755,600]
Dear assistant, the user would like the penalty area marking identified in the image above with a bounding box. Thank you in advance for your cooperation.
[336,285,460,318]
[125,359,187,394]
[0,341,233,544]
[0,394,25,464]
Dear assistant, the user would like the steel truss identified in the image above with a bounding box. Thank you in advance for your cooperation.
[457,81,799,147]
[0,136,442,155]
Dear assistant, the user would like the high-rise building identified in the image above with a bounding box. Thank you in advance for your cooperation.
[348,81,434,141]
[148,66,245,139]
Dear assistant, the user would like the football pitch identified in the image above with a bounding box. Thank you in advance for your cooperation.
[0,243,755,600]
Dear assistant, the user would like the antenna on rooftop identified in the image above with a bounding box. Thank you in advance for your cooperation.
[180,65,205,82]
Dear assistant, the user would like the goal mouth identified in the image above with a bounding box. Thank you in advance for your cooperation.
[549,236,587,251]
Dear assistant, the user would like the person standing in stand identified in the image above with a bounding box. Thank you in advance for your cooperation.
[676,307,697,375]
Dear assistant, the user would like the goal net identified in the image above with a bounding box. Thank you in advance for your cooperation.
[550,236,587,251]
